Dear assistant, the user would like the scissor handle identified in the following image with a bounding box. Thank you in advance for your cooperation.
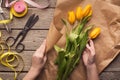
[15,43,25,53]
[6,37,16,47]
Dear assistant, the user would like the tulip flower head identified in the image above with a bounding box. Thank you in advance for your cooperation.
[76,7,83,20]
[68,11,76,24]
[83,4,92,17]
[89,27,101,39]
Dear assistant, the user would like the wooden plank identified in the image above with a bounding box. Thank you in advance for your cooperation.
[0,71,120,80]
[1,30,48,50]
[100,71,120,80]
[0,51,120,79]
[0,50,120,72]
[33,0,57,8]
[0,72,26,80]
[0,29,120,72]
[0,8,54,29]
[0,0,120,79]
[104,53,120,71]
[2,0,57,8]
[0,30,120,76]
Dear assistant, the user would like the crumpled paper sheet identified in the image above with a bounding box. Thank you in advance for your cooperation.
[38,0,120,80]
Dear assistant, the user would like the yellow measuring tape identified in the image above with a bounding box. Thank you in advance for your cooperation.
[0,2,28,24]
[0,32,24,80]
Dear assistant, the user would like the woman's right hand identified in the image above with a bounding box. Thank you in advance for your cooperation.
[82,40,99,80]
[82,40,95,67]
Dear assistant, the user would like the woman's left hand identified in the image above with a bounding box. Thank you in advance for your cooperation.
[31,39,47,71]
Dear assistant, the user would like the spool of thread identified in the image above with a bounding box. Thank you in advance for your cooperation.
[13,1,26,13]
[11,1,28,17]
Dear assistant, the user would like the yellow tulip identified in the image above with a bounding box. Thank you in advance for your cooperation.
[76,7,83,20]
[89,27,101,39]
[83,4,92,17]
[68,11,75,24]
[88,9,92,17]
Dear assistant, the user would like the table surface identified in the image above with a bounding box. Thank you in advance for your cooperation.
[0,0,120,80]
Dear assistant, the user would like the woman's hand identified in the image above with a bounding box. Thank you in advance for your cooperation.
[31,39,47,71]
[82,40,99,80]
[82,40,95,67]
[23,39,47,80]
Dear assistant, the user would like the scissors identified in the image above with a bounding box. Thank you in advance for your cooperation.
[6,14,39,53]
[0,0,12,33]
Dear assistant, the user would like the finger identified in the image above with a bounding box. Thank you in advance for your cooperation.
[84,47,90,53]
[82,53,89,66]
[88,52,95,63]
[84,48,89,53]
[34,39,46,57]
[89,40,95,55]
[83,50,87,54]
[86,44,91,50]
[43,55,47,63]
[89,40,94,48]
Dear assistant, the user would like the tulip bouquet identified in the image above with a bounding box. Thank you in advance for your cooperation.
[54,4,101,80]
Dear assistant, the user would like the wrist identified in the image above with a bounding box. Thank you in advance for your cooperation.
[86,63,99,80]
[86,63,98,76]
[86,56,96,69]
[30,67,41,75]
[23,67,41,80]
[86,63,96,70]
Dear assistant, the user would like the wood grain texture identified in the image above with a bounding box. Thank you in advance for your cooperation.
[1,30,47,50]
[100,72,120,80]
[1,71,120,80]
[2,0,57,8]
[0,0,120,80]
[33,0,57,8]
[0,72,26,80]
[104,53,120,72]
[0,50,120,72]
[0,8,54,29]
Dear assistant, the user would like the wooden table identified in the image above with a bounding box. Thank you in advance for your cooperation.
[0,0,120,80]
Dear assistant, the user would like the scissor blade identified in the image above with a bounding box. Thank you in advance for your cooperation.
[24,14,35,28]
[28,15,39,29]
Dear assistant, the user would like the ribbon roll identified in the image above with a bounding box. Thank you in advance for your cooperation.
[10,1,28,17]
[0,1,28,24]
[0,78,2,80]
[0,51,24,80]
[0,0,49,24]
[0,47,24,80]
[13,1,26,13]
[0,32,24,80]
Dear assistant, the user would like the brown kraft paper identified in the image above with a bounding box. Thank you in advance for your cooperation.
[38,0,120,80]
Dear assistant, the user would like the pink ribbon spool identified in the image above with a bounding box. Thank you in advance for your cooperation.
[13,1,26,13]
